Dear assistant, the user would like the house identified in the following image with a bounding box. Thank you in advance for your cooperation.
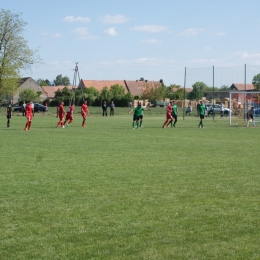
[230,83,255,108]
[78,79,162,97]
[78,80,127,93]
[204,83,255,101]
[230,83,255,91]
[125,80,162,97]
[42,86,74,100]
[13,77,47,104]
[204,91,230,100]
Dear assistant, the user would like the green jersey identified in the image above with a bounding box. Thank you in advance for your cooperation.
[172,105,178,115]
[199,104,206,115]
[133,106,144,116]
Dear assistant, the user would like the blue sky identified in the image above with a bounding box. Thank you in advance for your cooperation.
[2,0,260,86]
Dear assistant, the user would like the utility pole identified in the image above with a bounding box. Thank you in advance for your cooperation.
[71,62,81,105]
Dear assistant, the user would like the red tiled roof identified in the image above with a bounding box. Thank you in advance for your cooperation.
[79,80,126,92]
[42,86,74,99]
[125,80,161,96]
[231,83,255,91]
[79,79,162,96]
[185,87,192,93]
[172,87,192,93]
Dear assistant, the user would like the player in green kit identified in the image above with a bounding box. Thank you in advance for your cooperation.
[171,100,178,128]
[198,100,206,128]
[129,102,144,129]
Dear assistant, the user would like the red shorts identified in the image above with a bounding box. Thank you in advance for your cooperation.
[27,115,33,121]
[81,112,86,119]
[59,114,64,121]
[66,114,73,121]
[166,113,173,120]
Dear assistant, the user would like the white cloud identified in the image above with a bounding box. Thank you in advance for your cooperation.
[103,27,118,36]
[64,16,91,23]
[101,14,129,24]
[116,57,175,66]
[234,51,260,58]
[41,31,62,38]
[72,27,97,40]
[132,25,168,32]
[205,46,212,50]
[188,58,216,63]
[178,28,204,36]
[211,32,226,36]
[141,39,162,44]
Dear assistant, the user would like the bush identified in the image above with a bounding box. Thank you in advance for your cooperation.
[50,100,59,107]
[43,98,51,106]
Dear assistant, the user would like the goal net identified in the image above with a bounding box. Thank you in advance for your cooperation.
[229,91,260,126]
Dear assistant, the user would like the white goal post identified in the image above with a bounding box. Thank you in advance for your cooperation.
[229,91,260,125]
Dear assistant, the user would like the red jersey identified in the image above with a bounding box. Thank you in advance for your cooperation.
[26,104,33,116]
[166,105,172,114]
[66,105,74,116]
[58,104,64,115]
[81,104,88,113]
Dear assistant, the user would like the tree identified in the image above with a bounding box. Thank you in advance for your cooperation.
[142,83,166,103]
[100,86,111,101]
[109,84,125,100]
[37,78,51,86]
[0,9,40,97]
[165,84,184,100]
[189,81,208,100]
[53,74,71,86]
[122,91,134,106]
[54,86,73,104]
[19,89,40,102]
[219,85,230,91]
[252,73,260,90]
[82,86,100,105]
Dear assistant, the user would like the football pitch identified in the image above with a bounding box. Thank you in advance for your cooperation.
[0,108,260,259]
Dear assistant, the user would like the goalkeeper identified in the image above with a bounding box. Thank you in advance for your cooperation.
[246,107,255,127]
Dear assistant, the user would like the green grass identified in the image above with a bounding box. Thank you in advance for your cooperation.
[0,108,260,259]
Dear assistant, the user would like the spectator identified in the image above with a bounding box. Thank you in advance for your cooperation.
[22,101,26,116]
[220,103,224,117]
[110,101,115,116]
[186,104,192,115]
[102,101,107,116]
[196,102,200,117]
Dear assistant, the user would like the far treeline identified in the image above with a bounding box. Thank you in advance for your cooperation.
[35,74,260,107]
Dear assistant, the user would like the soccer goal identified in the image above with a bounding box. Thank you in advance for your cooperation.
[229,91,260,126]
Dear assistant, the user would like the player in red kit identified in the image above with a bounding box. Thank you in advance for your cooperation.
[162,101,173,128]
[81,100,89,127]
[64,103,75,127]
[24,101,33,130]
[56,101,66,128]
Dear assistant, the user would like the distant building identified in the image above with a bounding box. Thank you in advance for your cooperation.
[42,86,74,100]
[230,83,254,91]
[204,83,255,101]
[13,77,47,103]
[78,79,162,97]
